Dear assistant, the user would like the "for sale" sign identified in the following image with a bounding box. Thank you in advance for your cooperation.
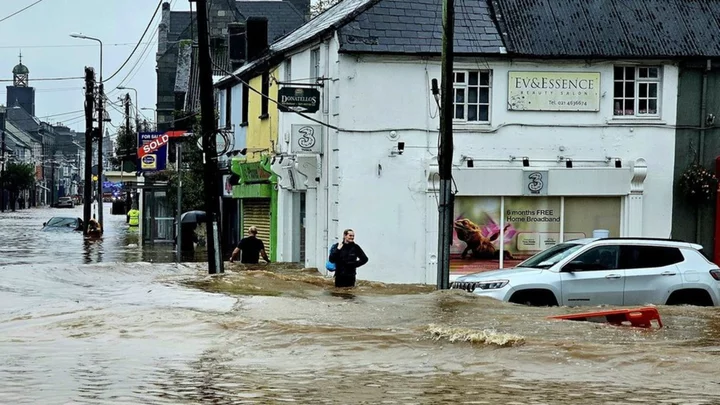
[137,132,169,173]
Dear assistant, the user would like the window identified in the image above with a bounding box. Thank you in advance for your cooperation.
[241,84,249,125]
[285,59,292,82]
[310,48,320,81]
[613,66,661,117]
[260,71,269,118]
[453,70,491,123]
[565,246,620,271]
[620,246,683,269]
[225,88,232,129]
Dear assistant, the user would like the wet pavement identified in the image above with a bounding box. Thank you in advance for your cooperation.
[1,205,720,404]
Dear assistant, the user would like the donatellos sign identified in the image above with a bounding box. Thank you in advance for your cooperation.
[278,86,320,113]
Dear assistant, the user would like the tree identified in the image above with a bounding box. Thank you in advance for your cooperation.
[111,123,137,170]
[310,0,341,17]
[3,162,35,207]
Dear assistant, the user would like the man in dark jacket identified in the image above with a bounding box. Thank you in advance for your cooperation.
[328,229,368,288]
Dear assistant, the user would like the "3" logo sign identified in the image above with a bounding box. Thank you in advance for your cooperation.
[527,172,544,194]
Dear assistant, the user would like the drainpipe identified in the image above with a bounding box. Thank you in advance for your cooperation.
[697,59,711,244]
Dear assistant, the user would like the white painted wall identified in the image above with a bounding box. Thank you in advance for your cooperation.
[330,55,678,284]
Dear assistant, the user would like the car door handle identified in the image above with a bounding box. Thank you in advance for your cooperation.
[605,274,622,279]
[661,271,677,276]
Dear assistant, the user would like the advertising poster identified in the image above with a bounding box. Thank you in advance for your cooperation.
[451,197,503,274]
[564,197,621,239]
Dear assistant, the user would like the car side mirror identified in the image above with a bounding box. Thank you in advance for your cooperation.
[43,222,46,227]
[563,261,586,272]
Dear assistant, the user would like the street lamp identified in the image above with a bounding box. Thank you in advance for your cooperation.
[141,107,157,130]
[117,86,139,131]
[70,32,106,231]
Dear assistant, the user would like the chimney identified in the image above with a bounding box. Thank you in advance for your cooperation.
[228,23,247,71]
[246,17,268,62]
[157,2,171,59]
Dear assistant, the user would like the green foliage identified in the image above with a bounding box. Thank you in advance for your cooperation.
[310,0,340,17]
[2,162,35,192]
[165,110,207,213]
[114,123,137,164]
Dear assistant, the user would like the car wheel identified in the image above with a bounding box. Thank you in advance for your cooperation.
[509,289,559,307]
[665,289,714,307]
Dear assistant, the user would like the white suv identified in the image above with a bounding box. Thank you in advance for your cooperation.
[451,238,720,307]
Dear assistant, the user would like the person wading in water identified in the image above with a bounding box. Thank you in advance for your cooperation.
[329,229,368,288]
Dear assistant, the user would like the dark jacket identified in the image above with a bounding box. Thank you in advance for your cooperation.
[329,242,368,275]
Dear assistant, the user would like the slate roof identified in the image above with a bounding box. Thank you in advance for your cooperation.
[5,104,41,134]
[338,0,504,54]
[491,0,720,57]
[169,11,195,47]
[186,45,230,112]
[236,1,306,42]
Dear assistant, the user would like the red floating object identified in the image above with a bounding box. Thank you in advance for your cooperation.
[548,306,662,329]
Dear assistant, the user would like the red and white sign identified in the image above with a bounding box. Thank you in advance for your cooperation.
[136,131,189,158]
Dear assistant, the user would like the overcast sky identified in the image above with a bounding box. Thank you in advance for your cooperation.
[0,0,192,133]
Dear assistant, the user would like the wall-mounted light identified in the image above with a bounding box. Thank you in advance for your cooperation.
[466,159,474,168]
[615,159,622,168]
[566,159,573,168]
[522,157,529,167]
[389,141,405,157]
[271,156,276,164]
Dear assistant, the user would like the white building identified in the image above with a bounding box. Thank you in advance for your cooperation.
[222,0,684,283]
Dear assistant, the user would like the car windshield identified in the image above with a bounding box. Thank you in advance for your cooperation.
[516,242,585,269]
[45,217,78,227]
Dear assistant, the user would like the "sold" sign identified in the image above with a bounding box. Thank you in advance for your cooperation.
[137,133,170,158]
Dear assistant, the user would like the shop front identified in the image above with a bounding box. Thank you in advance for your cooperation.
[231,157,277,260]
[428,159,650,279]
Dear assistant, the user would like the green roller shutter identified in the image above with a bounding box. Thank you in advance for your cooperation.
[242,198,271,257]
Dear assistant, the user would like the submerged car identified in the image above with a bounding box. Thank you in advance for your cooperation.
[42,217,82,232]
[451,238,720,307]
[56,196,75,208]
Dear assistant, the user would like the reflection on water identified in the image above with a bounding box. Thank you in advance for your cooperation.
[2,207,720,403]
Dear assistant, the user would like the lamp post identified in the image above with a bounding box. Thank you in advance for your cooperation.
[117,86,139,131]
[141,108,157,130]
[71,32,105,231]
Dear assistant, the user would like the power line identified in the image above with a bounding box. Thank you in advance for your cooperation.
[0,76,83,82]
[0,0,47,24]
[0,42,154,49]
[103,0,163,83]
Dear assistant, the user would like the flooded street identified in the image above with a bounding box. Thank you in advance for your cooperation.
[1,206,720,404]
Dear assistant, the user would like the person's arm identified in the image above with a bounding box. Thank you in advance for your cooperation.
[230,247,240,262]
[355,245,369,267]
[260,248,270,263]
[329,242,342,262]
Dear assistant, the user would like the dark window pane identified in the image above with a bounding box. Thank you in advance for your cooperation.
[639,83,647,97]
[467,105,478,121]
[625,82,634,97]
[479,106,489,121]
[639,99,647,113]
[480,72,490,85]
[624,99,634,115]
[468,87,478,103]
[455,104,464,119]
[614,81,623,97]
[614,100,623,115]
[624,67,635,79]
[566,246,620,271]
[469,72,478,85]
[648,67,659,78]
[479,88,489,103]
[455,89,465,103]
[649,83,658,97]
[649,99,657,114]
[639,67,648,78]
[455,72,465,83]
[620,246,683,269]
[614,66,624,80]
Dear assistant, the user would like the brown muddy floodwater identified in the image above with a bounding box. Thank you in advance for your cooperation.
[1,207,720,404]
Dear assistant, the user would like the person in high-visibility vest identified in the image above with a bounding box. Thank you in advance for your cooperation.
[127,205,140,227]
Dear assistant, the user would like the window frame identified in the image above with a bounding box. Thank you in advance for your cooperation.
[612,65,662,118]
[452,69,492,124]
[310,48,320,81]
[260,71,269,119]
[563,245,621,272]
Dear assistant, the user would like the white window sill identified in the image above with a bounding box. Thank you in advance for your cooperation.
[453,121,493,132]
[606,117,666,125]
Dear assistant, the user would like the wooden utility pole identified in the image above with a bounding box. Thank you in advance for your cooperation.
[96,82,105,231]
[193,0,224,274]
[437,0,455,289]
[0,111,5,213]
[83,67,95,235]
